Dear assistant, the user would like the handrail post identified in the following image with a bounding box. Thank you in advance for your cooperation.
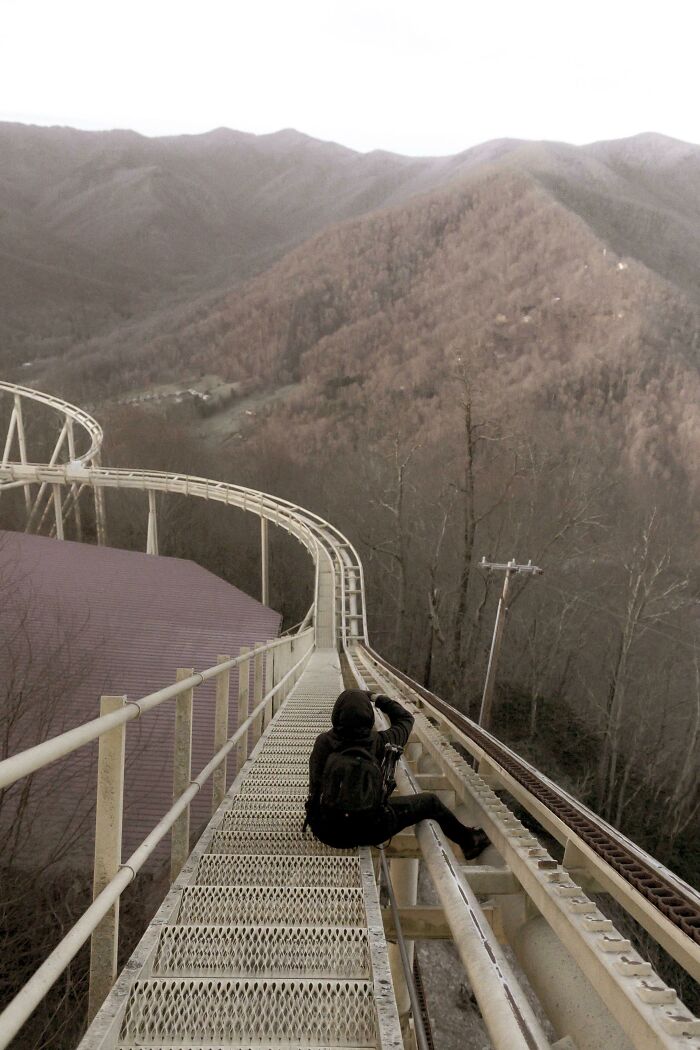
[251,646,264,746]
[236,646,251,770]
[281,639,289,705]
[271,643,279,717]
[287,634,295,692]
[88,696,126,1022]
[212,655,231,814]
[171,668,194,882]
[263,641,274,730]
[274,640,287,713]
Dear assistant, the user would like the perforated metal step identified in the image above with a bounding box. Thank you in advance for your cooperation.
[209,830,355,856]
[256,743,318,754]
[195,854,363,888]
[250,757,311,770]
[177,885,367,927]
[152,924,372,978]
[237,781,309,797]
[226,796,305,816]
[220,810,309,833]
[118,1045,372,1049]
[119,978,378,1046]
[229,798,305,811]
[240,771,308,786]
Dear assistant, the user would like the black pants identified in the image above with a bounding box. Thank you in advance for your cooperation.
[310,792,471,849]
[385,791,469,844]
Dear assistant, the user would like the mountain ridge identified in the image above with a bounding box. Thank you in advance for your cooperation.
[3,121,700,387]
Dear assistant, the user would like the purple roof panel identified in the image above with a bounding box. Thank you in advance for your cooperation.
[0,530,282,870]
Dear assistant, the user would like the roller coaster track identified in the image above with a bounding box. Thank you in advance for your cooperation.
[362,646,700,950]
[0,381,699,1050]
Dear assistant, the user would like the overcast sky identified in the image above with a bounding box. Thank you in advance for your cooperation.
[2,0,698,155]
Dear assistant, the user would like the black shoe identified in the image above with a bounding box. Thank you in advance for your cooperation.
[459,827,490,861]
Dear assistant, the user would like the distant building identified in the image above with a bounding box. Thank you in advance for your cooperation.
[0,531,281,870]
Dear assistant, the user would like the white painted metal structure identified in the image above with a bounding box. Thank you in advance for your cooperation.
[1,382,699,1050]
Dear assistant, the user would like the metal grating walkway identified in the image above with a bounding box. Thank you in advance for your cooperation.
[81,649,402,1050]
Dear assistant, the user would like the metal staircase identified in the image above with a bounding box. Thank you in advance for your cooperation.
[81,649,401,1050]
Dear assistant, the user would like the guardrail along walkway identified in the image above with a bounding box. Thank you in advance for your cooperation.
[81,649,402,1050]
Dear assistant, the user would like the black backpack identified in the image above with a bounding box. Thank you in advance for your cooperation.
[318,742,404,819]
[320,745,384,817]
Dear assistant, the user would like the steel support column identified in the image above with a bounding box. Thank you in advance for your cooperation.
[511,914,634,1050]
[13,394,31,513]
[93,455,107,546]
[66,417,83,539]
[52,483,65,540]
[146,490,159,555]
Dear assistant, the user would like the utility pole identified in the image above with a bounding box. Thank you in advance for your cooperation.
[478,557,543,731]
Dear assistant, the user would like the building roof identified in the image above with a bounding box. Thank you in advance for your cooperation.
[0,530,281,869]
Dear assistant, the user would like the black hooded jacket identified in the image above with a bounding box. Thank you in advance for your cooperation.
[306,689,414,807]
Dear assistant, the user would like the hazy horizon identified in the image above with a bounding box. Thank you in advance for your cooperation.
[3,117,699,159]
[2,0,700,156]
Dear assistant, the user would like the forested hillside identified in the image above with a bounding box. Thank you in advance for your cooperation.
[4,122,700,389]
[0,120,475,369]
[3,123,700,895]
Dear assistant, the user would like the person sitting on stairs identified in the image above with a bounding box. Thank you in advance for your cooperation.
[304,688,490,859]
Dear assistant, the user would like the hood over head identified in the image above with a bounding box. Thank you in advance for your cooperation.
[331,689,375,738]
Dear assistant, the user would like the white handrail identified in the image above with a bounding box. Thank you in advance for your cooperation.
[0,641,313,1050]
[0,628,313,791]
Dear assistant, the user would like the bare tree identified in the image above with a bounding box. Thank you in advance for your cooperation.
[651,657,700,860]
[594,513,689,822]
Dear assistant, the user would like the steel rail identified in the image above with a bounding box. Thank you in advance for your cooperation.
[0,643,313,1050]
[360,643,700,972]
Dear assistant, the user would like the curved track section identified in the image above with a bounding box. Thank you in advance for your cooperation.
[0,382,369,648]
[0,380,104,464]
